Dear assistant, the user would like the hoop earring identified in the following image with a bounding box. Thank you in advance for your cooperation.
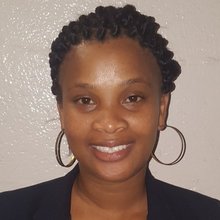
[152,125,186,165]
[55,130,76,167]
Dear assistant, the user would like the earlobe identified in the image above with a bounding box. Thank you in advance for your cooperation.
[158,93,170,131]
[57,103,65,130]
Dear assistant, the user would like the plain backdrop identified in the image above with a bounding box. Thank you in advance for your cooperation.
[0,0,220,199]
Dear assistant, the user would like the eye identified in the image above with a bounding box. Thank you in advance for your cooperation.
[124,95,143,103]
[73,96,96,112]
[74,96,95,105]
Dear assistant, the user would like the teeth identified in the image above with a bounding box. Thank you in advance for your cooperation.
[92,145,128,153]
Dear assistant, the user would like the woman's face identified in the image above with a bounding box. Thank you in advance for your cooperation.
[58,37,169,182]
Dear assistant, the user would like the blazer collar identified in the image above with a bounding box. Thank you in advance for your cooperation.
[146,170,176,220]
[33,165,175,220]
[33,165,79,220]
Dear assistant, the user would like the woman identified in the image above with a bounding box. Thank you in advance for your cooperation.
[0,4,219,220]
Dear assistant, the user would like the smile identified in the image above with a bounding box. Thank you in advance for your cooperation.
[92,144,129,154]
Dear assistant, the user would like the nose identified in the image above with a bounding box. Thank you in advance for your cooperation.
[92,108,128,134]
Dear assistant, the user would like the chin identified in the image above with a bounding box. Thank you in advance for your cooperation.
[88,161,147,183]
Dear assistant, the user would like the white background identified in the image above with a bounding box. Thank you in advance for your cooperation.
[0,0,219,199]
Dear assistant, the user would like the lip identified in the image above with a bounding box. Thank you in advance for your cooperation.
[89,140,134,162]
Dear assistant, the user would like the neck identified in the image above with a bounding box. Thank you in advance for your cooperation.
[73,165,148,212]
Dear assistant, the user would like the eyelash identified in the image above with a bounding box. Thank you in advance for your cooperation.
[73,96,95,105]
[72,94,145,113]
[73,94,144,105]
[123,95,144,104]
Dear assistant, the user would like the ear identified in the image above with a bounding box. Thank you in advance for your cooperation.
[158,93,170,131]
[57,102,65,130]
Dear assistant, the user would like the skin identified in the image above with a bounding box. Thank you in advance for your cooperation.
[58,37,170,219]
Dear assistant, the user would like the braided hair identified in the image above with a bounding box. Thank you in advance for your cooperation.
[49,4,181,102]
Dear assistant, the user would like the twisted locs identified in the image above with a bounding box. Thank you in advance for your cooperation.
[49,5,181,102]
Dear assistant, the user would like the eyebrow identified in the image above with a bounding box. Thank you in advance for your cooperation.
[122,78,151,87]
[72,77,151,89]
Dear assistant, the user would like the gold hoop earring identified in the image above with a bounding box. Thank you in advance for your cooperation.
[55,130,76,167]
[152,125,186,165]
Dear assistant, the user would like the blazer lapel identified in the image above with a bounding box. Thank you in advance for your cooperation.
[33,165,79,220]
[32,166,177,220]
[146,170,176,220]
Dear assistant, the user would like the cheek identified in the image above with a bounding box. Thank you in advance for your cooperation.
[64,125,90,160]
[127,106,160,151]
[62,103,88,131]
[62,110,90,148]
[128,105,160,132]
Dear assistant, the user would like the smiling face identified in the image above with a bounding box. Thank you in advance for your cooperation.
[58,37,170,182]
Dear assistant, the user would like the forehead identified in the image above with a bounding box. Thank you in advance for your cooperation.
[59,37,161,85]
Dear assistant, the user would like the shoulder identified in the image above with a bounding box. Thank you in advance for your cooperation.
[153,177,220,219]
[0,165,80,220]
[0,176,65,219]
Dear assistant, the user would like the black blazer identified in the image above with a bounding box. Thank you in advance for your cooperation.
[0,165,219,220]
